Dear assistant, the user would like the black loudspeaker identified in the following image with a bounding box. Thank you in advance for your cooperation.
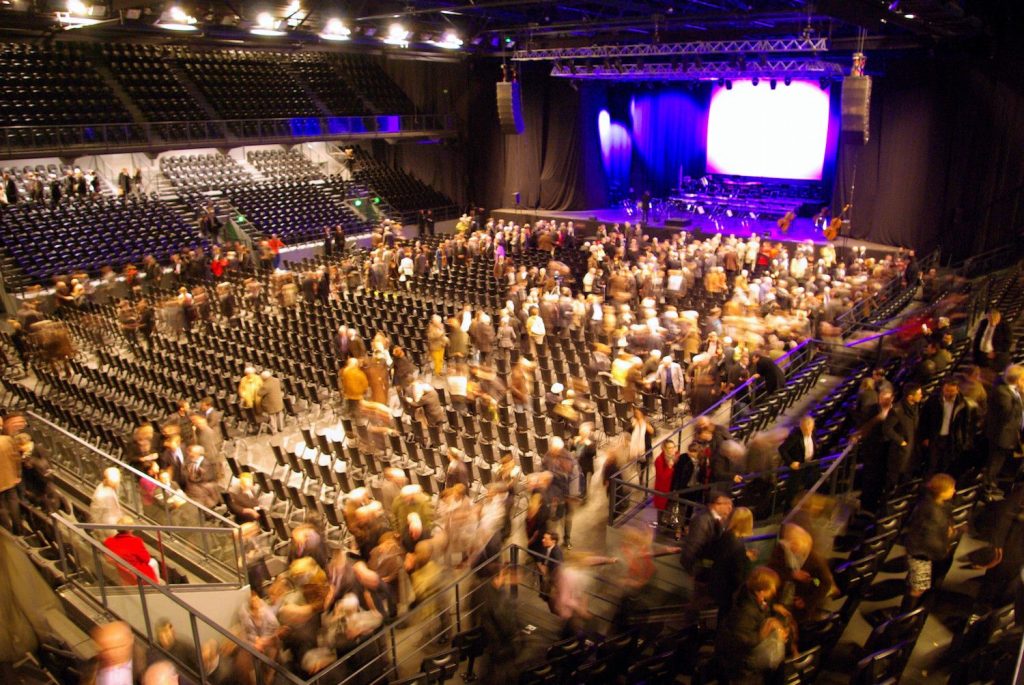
[496,82,524,135]
[841,75,872,144]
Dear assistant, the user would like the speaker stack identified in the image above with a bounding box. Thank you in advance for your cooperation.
[841,75,872,144]
[496,81,524,135]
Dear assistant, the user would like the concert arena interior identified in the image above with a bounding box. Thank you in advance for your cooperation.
[1,1,1023,684]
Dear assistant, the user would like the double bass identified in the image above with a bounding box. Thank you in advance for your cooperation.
[824,204,852,241]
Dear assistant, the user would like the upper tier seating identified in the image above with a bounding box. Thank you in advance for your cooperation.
[0,196,203,283]
[101,44,220,141]
[331,54,416,114]
[0,42,133,128]
[160,154,254,191]
[247,150,322,182]
[173,48,321,126]
[225,181,373,243]
[288,53,369,117]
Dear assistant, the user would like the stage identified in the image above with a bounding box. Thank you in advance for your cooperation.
[492,206,899,254]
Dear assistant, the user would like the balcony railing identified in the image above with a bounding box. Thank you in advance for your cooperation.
[0,114,456,157]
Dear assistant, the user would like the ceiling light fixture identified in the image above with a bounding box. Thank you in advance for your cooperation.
[156,5,199,31]
[251,11,285,36]
[383,22,409,46]
[430,29,463,50]
[319,17,351,41]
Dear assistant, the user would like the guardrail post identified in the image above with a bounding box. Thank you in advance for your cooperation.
[509,545,519,599]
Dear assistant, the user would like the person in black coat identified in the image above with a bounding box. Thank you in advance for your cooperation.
[3,172,17,205]
[883,383,924,488]
[781,416,820,503]
[976,480,1024,613]
[903,473,956,609]
[710,507,755,619]
[985,365,1024,494]
[323,227,333,257]
[679,491,732,575]
[919,378,974,476]
[715,566,791,685]
[973,309,1013,370]
[751,350,785,395]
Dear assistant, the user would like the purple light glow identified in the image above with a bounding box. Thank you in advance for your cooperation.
[598,109,633,182]
[705,79,830,181]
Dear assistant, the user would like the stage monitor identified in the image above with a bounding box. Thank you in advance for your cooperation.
[705,79,831,181]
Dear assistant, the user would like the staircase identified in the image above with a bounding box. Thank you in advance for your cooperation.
[280,62,336,119]
[91,61,149,127]
[164,63,226,127]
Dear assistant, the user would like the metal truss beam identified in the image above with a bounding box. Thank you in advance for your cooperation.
[549,59,846,81]
[513,37,829,61]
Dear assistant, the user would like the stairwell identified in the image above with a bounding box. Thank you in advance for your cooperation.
[91,62,149,126]
[280,62,336,119]
[164,63,228,129]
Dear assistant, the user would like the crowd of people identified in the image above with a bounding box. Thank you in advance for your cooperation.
[10,206,1024,685]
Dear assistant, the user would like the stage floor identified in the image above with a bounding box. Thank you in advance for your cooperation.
[493,206,898,253]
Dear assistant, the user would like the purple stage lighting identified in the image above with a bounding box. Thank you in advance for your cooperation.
[705,79,830,181]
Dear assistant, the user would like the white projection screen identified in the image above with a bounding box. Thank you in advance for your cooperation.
[705,79,831,181]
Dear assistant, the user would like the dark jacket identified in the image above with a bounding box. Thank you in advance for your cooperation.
[780,428,815,465]
[903,496,953,561]
[883,400,920,474]
[679,508,724,573]
[715,588,773,682]
[919,393,973,452]
[709,531,751,611]
[986,379,1023,451]
[754,356,786,395]
[973,319,1013,367]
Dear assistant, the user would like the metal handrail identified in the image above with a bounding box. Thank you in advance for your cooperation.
[51,513,303,685]
[26,410,238,529]
[0,114,457,157]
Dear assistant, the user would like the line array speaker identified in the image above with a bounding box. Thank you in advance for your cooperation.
[841,75,872,144]
[496,81,524,135]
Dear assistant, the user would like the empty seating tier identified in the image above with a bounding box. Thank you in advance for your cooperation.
[0,42,132,127]
[0,196,203,283]
[225,181,373,243]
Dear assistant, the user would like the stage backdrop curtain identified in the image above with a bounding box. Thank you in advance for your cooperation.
[834,54,1024,260]
[467,63,609,212]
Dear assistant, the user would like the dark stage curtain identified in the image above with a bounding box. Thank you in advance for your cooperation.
[467,63,609,211]
[833,54,1024,260]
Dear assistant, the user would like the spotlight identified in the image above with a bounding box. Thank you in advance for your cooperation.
[66,0,87,14]
[751,76,759,87]
[156,5,198,31]
[784,76,792,86]
[725,80,732,90]
[769,79,777,90]
[251,11,285,35]
[319,17,351,41]
[431,29,462,49]
[383,22,409,46]
[903,13,916,19]
[354,199,363,207]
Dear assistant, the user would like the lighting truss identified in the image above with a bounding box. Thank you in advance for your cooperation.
[513,37,829,62]
[550,59,844,81]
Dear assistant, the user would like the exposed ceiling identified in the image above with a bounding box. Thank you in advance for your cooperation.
[0,0,997,58]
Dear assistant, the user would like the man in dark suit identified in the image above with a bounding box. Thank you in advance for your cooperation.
[117,167,132,197]
[3,172,17,205]
[159,433,188,489]
[985,364,1024,495]
[974,309,1013,370]
[781,415,820,501]
[883,382,924,489]
[198,397,222,432]
[679,490,733,575]
[425,209,435,237]
[417,210,427,238]
[751,349,786,395]
[919,378,974,476]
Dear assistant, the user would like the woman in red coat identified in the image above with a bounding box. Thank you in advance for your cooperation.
[653,440,680,526]
[103,521,159,585]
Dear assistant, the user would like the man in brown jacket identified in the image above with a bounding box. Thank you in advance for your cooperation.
[340,357,369,417]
